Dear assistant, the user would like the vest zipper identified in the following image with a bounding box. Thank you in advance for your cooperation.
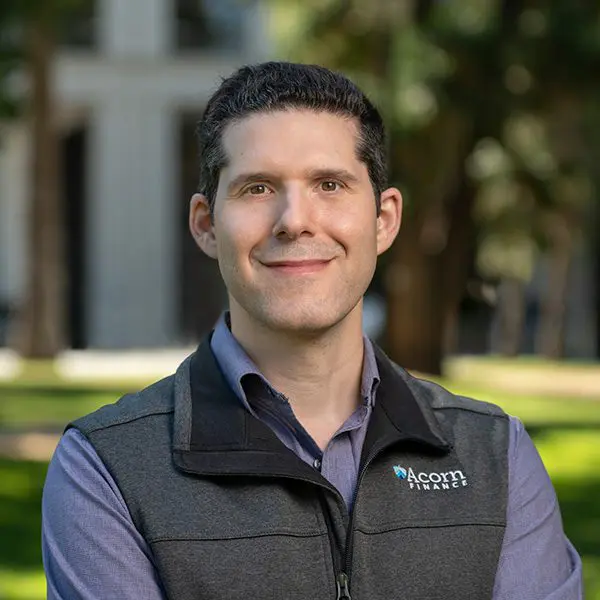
[340,437,397,594]
[336,572,352,599]
[320,493,350,599]
[178,450,391,599]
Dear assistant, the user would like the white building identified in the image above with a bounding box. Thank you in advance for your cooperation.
[0,0,268,349]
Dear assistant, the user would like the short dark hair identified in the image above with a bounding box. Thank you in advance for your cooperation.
[196,61,388,213]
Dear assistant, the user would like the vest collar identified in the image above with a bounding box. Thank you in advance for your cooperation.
[172,335,450,482]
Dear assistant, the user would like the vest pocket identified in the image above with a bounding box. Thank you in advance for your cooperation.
[150,533,334,600]
[350,524,504,600]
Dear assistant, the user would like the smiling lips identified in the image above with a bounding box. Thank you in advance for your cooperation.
[262,259,332,274]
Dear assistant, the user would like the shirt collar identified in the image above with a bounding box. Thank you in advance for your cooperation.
[210,312,380,410]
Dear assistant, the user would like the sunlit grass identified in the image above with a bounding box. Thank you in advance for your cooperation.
[447,384,600,426]
[0,569,46,600]
[0,388,121,430]
[534,430,600,479]
[584,558,600,600]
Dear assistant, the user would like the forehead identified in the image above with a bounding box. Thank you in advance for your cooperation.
[220,110,364,175]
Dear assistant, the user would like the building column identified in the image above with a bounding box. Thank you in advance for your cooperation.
[99,0,170,58]
[0,125,29,309]
[87,97,177,348]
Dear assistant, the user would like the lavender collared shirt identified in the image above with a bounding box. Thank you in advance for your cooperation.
[210,314,380,509]
[42,319,583,599]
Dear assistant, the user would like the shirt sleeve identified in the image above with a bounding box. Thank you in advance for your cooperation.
[42,428,166,599]
[493,415,583,600]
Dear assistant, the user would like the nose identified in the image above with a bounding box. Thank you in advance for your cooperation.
[272,184,315,240]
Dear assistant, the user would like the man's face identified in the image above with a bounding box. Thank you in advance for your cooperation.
[192,109,401,334]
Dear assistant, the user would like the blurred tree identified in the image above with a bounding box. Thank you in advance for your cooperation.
[0,3,21,119]
[269,0,600,372]
[0,0,90,358]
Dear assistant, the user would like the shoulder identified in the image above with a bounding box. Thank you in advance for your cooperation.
[70,371,179,436]
[398,365,508,419]
[45,428,128,504]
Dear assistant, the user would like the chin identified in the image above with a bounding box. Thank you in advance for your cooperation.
[229,284,365,336]
[255,303,356,336]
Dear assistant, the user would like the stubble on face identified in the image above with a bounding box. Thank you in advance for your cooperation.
[212,109,380,336]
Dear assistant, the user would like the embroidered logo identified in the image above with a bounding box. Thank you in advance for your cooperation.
[392,465,468,491]
[393,466,407,479]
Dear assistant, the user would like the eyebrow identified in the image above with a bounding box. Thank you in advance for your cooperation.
[227,168,361,194]
[306,168,361,185]
[227,172,275,194]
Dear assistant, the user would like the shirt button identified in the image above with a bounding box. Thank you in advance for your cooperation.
[313,458,322,470]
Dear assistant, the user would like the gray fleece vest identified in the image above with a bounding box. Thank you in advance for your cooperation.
[69,339,509,600]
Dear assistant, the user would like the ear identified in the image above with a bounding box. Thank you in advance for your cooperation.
[189,193,218,259]
[376,187,402,256]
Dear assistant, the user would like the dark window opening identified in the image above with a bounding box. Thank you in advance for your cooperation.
[175,0,247,52]
[62,125,88,349]
[177,112,227,343]
[61,0,98,49]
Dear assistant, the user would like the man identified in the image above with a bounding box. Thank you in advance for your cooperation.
[42,62,582,599]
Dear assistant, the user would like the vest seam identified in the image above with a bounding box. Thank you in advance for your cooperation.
[148,530,328,543]
[431,405,508,418]
[80,408,174,434]
[177,447,293,454]
[354,521,506,535]
[405,374,507,418]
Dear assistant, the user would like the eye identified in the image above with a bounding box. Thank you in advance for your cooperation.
[320,181,341,192]
[247,184,270,195]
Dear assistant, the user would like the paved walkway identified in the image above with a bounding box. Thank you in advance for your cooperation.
[446,357,600,398]
[0,348,195,461]
[3,349,600,394]
[0,430,61,461]
[0,347,194,382]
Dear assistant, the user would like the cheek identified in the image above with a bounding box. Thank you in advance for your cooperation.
[214,209,264,266]
[325,195,378,237]
[333,213,378,254]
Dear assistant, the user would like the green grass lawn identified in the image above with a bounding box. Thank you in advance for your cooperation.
[0,386,125,431]
[0,372,599,599]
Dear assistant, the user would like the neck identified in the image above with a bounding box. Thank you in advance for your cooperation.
[228,301,367,448]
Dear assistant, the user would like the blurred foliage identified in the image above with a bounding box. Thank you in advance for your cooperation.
[0,0,91,119]
[268,0,600,282]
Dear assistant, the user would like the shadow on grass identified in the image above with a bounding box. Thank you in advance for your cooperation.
[553,477,600,557]
[0,459,47,569]
[552,476,600,598]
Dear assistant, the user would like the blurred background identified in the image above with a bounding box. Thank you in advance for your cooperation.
[0,0,598,598]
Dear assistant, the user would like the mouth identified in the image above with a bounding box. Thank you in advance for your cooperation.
[261,259,332,275]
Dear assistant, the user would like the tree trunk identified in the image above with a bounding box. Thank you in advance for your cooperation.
[384,179,475,374]
[492,277,525,356]
[536,90,584,359]
[440,173,476,356]
[384,214,445,375]
[384,111,474,375]
[535,217,573,359]
[10,14,66,357]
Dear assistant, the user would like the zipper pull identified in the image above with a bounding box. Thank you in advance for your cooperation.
[336,572,352,599]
